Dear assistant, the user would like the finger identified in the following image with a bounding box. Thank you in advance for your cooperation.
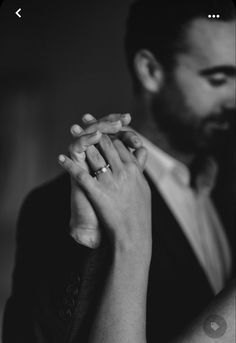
[58,154,94,187]
[85,145,112,182]
[71,150,89,171]
[81,113,97,124]
[82,112,131,127]
[112,139,134,164]
[97,134,123,173]
[133,147,148,171]
[105,113,131,126]
[69,125,111,179]
[58,155,107,208]
[117,130,143,149]
[69,130,102,155]
[58,154,103,200]
[71,119,123,136]
[70,124,85,136]
[84,120,123,135]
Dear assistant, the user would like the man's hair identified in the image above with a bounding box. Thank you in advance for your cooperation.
[124,0,235,92]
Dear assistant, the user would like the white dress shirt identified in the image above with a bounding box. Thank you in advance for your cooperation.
[141,134,232,295]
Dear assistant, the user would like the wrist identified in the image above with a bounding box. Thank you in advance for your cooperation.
[112,234,152,265]
[111,244,151,286]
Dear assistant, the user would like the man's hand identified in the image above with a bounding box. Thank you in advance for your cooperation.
[62,113,147,248]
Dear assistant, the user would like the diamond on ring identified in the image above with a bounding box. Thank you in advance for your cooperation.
[93,163,110,177]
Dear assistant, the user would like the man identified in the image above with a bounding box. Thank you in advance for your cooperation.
[2,0,235,342]
[122,0,235,341]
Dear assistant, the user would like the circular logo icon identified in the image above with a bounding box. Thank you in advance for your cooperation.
[203,314,227,338]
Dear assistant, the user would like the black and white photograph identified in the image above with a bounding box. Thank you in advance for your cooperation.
[0,0,235,342]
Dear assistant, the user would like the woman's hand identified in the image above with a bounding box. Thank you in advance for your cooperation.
[59,129,151,343]
[59,113,145,248]
[59,133,151,255]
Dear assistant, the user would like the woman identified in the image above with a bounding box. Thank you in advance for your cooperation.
[58,114,235,343]
[59,115,151,343]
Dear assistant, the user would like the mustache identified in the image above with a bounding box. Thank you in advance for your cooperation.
[205,110,235,126]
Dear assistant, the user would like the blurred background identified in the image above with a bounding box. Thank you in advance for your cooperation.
[0,0,134,337]
[1,0,235,340]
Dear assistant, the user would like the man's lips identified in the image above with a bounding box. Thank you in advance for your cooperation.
[205,116,231,131]
[208,121,230,130]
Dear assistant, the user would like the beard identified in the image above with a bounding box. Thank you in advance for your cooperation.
[151,83,234,157]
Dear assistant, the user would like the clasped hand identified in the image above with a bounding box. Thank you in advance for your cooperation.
[58,113,152,253]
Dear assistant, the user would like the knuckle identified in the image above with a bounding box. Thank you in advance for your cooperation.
[107,114,116,121]
[75,171,86,183]
[91,121,103,130]
[106,121,121,133]
[79,135,87,147]
[107,113,120,121]
[112,138,121,149]
[94,122,103,131]
[101,134,113,147]
[112,121,122,129]
[117,168,128,181]
[70,138,85,153]
[87,147,102,163]
[127,161,138,174]
[85,123,98,133]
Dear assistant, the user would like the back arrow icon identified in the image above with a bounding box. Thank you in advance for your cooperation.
[15,8,22,18]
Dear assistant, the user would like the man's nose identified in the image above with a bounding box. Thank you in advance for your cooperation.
[224,82,236,110]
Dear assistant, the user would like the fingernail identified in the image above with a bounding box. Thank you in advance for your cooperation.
[83,113,95,122]
[58,154,65,163]
[71,124,82,135]
[121,113,131,125]
[121,113,131,120]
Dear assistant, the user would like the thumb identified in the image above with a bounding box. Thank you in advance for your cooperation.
[133,147,148,171]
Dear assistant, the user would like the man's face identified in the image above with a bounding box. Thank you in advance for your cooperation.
[152,18,236,154]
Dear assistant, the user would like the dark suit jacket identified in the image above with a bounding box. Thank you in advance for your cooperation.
[2,172,235,343]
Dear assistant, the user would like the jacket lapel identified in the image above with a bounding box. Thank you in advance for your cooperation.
[145,171,214,291]
[66,240,111,343]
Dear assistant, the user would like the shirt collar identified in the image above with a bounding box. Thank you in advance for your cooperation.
[139,133,190,186]
[137,132,217,192]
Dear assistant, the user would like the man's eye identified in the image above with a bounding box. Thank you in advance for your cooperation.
[208,74,227,86]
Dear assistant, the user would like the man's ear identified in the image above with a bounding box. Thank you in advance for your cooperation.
[134,50,163,93]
